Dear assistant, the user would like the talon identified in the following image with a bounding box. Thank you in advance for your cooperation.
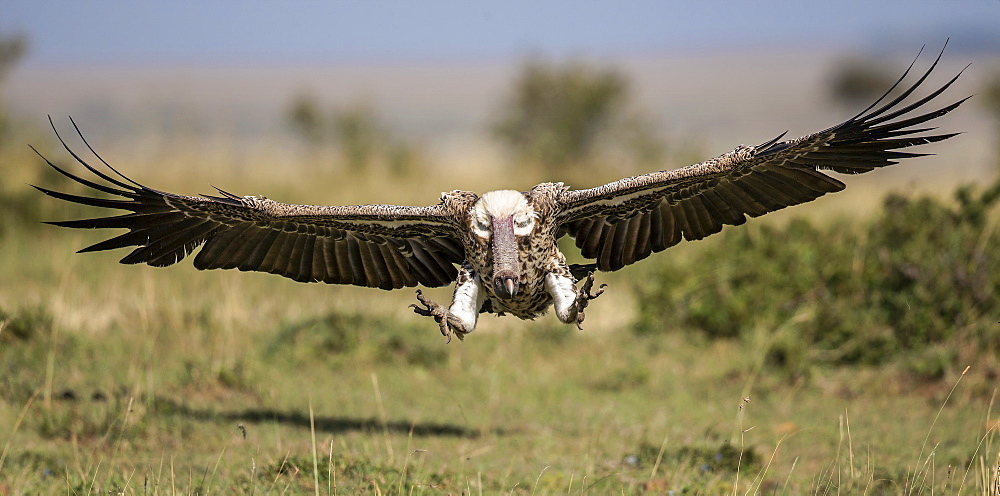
[574,273,606,330]
[589,283,608,299]
[409,303,431,317]
[410,289,455,343]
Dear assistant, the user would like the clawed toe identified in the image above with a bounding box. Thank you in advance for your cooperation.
[575,272,607,330]
[579,272,607,299]
[410,290,465,343]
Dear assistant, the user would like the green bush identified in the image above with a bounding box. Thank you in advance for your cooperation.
[285,95,419,175]
[493,59,627,171]
[634,178,1000,371]
[492,58,666,177]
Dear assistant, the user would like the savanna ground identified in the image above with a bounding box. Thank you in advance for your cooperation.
[1,126,999,495]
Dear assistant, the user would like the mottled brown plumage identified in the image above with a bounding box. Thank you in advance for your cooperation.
[35,46,966,340]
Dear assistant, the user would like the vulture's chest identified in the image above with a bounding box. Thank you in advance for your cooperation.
[468,232,563,319]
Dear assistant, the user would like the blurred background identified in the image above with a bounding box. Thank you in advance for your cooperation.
[2,2,1000,493]
[2,0,999,194]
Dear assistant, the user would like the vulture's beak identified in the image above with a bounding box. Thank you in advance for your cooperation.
[495,275,517,300]
[491,215,520,300]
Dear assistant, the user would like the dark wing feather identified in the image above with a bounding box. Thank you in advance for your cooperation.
[34,120,466,289]
[557,45,966,272]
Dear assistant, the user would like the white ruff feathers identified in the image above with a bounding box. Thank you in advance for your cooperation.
[478,190,530,217]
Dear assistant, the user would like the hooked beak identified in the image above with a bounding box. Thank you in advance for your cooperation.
[491,215,520,300]
[495,275,517,300]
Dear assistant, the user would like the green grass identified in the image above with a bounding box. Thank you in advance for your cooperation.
[1,141,999,494]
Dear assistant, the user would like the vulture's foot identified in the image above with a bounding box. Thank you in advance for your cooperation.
[574,272,607,330]
[410,290,468,343]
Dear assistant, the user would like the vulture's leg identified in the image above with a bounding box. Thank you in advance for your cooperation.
[546,271,607,330]
[410,266,485,342]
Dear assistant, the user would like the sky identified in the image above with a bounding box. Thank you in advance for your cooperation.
[3,1,999,66]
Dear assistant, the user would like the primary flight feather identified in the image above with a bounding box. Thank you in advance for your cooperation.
[35,47,967,341]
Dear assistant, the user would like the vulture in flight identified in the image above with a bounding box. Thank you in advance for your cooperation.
[35,47,966,342]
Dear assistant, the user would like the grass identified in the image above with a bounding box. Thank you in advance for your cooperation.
[1,137,999,494]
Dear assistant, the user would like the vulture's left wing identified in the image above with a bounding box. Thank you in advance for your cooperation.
[556,47,966,272]
[34,121,465,290]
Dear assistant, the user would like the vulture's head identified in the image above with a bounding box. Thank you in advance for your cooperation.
[470,190,537,299]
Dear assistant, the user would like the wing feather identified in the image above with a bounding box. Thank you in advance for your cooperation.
[404,241,436,284]
[140,217,218,267]
[237,229,280,273]
[197,223,254,270]
[698,187,746,226]
[617,214,641,267]
[257,229,291,274]
[285,232,311,281]
[598,223,618,270]
[646,205,664,252]
[672,198,697,241]
[631,212,653,263]
[308,237,326,282]
[355,240,381,288]
[660,203,682,248]
[35,122,467,289]
[557,45,965,272]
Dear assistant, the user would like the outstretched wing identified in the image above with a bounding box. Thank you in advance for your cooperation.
[557,46,967,272]
[34,121,466,289]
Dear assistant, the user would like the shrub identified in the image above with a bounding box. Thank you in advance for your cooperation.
[285,95,419,175]
[827,56,898,109]
[633,178,1000,371]
[492,58,665,177]
[493,60,626,170]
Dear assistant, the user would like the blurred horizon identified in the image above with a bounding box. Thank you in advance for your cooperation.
[2,1,998,194]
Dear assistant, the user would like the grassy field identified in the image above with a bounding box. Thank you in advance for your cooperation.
[1,134,999,494]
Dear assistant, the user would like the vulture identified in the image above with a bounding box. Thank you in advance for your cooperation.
[34,47,966,342]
